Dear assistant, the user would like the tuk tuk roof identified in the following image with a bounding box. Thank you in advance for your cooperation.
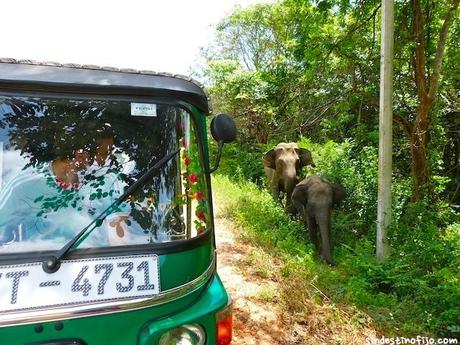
[0,58,210,114]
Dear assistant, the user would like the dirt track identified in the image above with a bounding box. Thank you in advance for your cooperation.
[215,208,297,344]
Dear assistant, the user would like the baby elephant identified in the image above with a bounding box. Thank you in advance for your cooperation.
[291,175,346,265]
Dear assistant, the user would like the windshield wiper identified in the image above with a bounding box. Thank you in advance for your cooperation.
[42,148,181,273]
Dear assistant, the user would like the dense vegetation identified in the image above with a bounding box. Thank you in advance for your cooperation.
[200,0,459,338]
[212,141,459,337]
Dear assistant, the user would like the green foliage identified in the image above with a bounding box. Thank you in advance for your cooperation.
[210,139,271,184]
[203,0,460,336]
[214,138,460,337]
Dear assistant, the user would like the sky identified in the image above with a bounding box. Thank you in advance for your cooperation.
[2,0,269,77]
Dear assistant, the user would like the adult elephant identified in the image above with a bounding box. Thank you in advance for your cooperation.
[291,175,346,265]
[262,142,315,212]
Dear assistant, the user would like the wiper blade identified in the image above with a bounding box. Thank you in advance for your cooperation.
[42,148,180,273]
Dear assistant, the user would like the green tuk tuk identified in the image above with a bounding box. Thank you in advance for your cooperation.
[0,58,235,345]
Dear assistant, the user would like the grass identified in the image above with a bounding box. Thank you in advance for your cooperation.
[212,174,460,339]
[213,175,380,344]
[245,250,276,279]
[254,286,278,303]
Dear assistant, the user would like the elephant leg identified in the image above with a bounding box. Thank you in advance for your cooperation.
[285,202,297,216]
[292,200,310,235]
[285,191,297,216]
[306,215,320,252]
[278,191,285,206]
[292,200,304,221]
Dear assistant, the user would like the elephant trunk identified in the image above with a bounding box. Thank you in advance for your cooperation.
[315,207,334,265]
[282,165,298,208]
[281,160,297,188]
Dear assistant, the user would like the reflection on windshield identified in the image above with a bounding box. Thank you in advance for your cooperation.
[0,96,210,254]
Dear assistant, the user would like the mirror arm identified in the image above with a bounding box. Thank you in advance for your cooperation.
[208,140,224,174]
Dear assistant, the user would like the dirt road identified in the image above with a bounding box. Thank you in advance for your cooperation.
[215,209,295,344]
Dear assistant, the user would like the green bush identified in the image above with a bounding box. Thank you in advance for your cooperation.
[210,141,270,184]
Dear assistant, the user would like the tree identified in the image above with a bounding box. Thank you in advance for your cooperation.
[201,0,459,201]
[403,0,459,200]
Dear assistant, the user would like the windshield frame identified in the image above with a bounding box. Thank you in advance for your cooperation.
[0,90,214,264]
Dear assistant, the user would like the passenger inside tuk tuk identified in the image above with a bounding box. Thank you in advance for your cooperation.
[0,118,147,251]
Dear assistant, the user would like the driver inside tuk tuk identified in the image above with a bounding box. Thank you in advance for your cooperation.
[0,120,146,251]
[50,122,115,186]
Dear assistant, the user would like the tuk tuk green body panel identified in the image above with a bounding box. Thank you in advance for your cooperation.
[158,243,213,290]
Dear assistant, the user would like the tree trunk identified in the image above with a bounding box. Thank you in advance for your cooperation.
[410,100,432,200]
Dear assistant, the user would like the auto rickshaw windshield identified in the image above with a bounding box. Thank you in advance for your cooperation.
[0,96,210,254]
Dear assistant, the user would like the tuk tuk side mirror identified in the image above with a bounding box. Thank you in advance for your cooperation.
[208,113,237,174]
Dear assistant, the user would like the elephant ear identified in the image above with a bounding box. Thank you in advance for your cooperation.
[296,148,315,167]
[262,149,276,169]
[331,183,346,207]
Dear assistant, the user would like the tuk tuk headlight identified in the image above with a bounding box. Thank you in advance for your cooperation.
[158,323,205,345]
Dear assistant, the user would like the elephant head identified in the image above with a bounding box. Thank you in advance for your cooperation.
[291,175,346,265]
[262,142,315,211]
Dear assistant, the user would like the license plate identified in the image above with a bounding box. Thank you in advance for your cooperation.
[0,254,160,313]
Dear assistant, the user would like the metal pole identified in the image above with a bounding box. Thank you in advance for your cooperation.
[377,0,394,260]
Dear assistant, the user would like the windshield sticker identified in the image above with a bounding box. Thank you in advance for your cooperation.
[131,103,157,117]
